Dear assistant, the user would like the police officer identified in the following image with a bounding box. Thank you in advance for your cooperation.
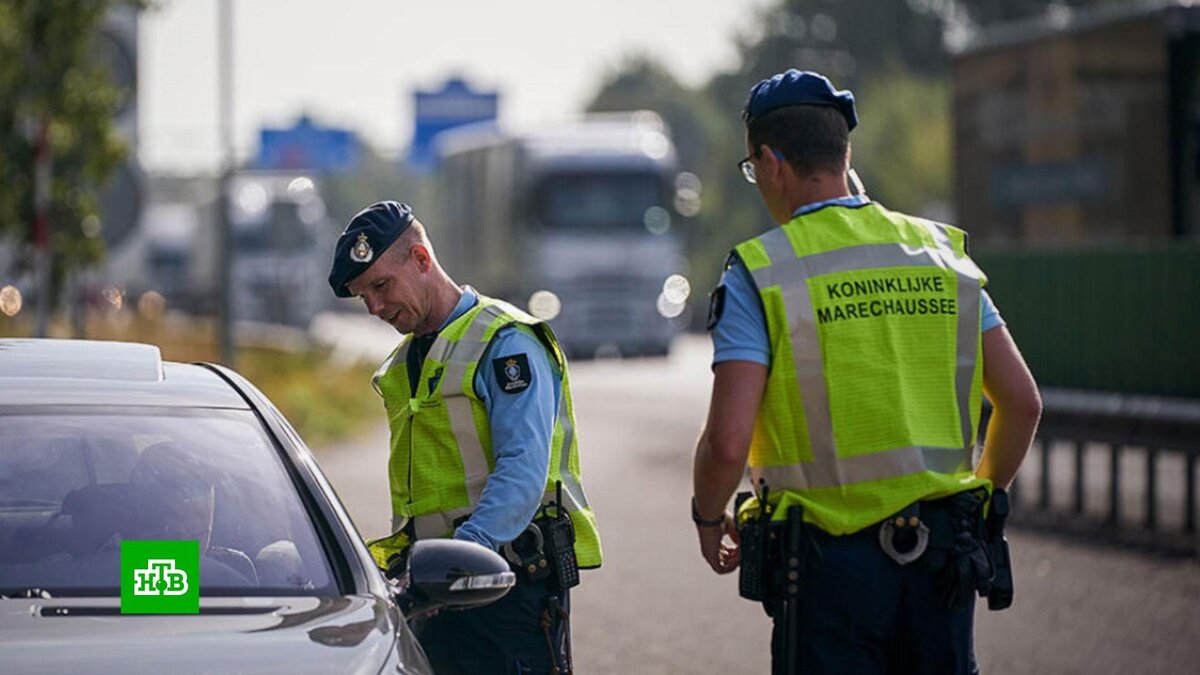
[691,71,1042,673]
[328,201,602,674]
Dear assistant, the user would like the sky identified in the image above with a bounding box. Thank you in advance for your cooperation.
[139,0,774,173]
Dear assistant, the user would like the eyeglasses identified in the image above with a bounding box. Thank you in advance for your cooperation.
[737,148,785,185]
[737,156,756,184]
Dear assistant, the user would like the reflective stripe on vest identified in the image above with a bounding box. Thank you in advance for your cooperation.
[736,205,989,533]
[376,295,602,567]
[402,303,505,538]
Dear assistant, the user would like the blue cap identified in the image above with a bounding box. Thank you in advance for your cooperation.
[328,201,413,298]
[744,69,857,131]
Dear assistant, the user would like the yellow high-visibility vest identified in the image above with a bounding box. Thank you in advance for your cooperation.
[369,294,602,567]
[734,202,991,535]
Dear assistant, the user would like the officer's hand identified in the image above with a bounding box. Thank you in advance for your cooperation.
[697,513,740,574]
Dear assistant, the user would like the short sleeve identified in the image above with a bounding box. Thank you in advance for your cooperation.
[981,289,1004,332]
[710,257,770,366]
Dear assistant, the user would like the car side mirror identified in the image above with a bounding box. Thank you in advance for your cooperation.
[395,539,515,616]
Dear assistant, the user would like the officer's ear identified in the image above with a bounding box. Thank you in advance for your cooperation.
[758,144,785,187]
[409,243,434,273]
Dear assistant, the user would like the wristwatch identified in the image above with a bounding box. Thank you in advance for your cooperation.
[691,497,726,528]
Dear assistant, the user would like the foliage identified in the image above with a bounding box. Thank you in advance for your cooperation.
[0,0,140,301]
[851,68,952,217]
[587,54,726,179]
[236,346,380,448]
[148,326,380,448]
[732,0,950,90]
[934,0,1139,33]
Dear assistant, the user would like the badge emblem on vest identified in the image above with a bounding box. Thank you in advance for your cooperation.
[493,353,531,394]
[350,232,374,263]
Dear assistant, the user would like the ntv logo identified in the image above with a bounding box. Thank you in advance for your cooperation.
[121,540,200,614]
[133,559,189,596]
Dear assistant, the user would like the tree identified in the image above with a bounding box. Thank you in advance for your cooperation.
[0,0,140,304]
[699,0,959,277]
[587,54,725,178]
[728,0,949,93]
[931,0,1137,33]
[852,67,952,217]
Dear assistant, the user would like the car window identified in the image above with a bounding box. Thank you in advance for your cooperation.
[0,407,337,597]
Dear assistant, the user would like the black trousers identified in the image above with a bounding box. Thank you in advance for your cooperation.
[412,575,569,675]
[769,525,979,675]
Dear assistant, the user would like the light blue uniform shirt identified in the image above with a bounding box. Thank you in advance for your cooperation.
[427,288,559,551]
[712,196,1004,366]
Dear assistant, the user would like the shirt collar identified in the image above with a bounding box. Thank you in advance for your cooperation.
[437,285,479,332]
[791,194,870,218]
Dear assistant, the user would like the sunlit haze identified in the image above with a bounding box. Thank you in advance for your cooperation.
[140,0,773,172]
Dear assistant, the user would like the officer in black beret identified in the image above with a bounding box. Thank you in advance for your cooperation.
[690,70,1042,673]
[330,201,603,674]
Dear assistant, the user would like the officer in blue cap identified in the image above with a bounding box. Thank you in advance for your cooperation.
[690,70,1042,673]
[330,201,602,674]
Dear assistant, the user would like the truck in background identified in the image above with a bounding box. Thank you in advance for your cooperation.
[103,171,337,328]
[226,173,337,327]
[432,111,693,357]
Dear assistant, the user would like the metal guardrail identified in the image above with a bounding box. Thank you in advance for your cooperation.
[984,389,1200,555]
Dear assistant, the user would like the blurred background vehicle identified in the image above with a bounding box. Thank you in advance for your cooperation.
[433,112,692,357]
[226,173,337,327]
[103,171,337,328]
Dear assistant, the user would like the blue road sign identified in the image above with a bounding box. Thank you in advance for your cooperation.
[257,116,360,172]
[410,78,499,172]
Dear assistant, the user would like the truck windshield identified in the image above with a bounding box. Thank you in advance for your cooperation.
[533,171,666,232]
[0,408,336,597]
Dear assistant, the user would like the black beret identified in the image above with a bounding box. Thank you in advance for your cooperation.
[328,201,413,298]
[745,69,858,131]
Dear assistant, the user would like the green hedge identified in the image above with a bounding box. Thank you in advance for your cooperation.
[974,243,1200,399]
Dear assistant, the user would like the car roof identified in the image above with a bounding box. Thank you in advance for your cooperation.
[0,339,250,409]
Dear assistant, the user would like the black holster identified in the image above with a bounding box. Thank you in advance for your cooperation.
[735,492,805,606]
[984,488,1014,610]
[735,491,771,602]
[736,493,806,675]
[918,489,1014,611]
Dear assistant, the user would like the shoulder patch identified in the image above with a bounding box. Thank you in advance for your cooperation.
[706,285,727,331]
[492,353,532,394]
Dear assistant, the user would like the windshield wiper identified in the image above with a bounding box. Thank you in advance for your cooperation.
[0,499,59,508]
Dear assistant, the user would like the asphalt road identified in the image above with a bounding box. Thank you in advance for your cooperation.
[315,332,1200,674]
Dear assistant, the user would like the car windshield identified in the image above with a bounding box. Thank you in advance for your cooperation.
[0,407,337,597]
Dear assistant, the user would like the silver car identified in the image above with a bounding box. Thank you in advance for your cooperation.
[0,339,513,674]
